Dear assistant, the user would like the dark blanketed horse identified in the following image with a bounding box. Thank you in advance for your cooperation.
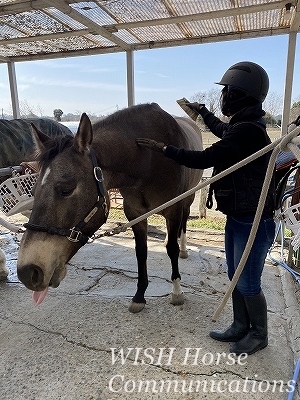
[17,103,203,312]
[0,118,72,170]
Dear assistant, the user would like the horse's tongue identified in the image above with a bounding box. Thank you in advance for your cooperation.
[32,287,49,305]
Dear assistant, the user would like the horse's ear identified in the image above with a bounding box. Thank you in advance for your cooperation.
[30,123,49,154]
[74,113,93,154]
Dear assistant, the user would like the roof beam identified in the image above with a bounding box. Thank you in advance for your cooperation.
[104,1,292,30]
[132,27,292,50]
[0,29,89,45]
[0,1,291,31]
[0,0,297,63]
[290,3,300,31]
[41,0,132,51]
[162,0,193,38]
[0,0,132,50]
[0,0,40,15]
[0,27,291,64]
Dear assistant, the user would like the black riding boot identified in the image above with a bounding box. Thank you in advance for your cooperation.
[230,291,268,355]
[209,288,250,342]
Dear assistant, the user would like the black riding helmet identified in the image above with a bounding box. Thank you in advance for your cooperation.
[216,61,269,116]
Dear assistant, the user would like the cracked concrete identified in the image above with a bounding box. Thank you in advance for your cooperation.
[1,199,300,399]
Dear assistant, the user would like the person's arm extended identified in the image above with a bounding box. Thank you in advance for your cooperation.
[164,145,215,169]
[164,121,266,169]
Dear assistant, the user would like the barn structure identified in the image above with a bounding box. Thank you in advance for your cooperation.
[0,0,299,130]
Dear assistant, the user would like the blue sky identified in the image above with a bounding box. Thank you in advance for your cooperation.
[0,34,299,118]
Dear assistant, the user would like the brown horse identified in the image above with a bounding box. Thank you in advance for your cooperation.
[17,103,203,312]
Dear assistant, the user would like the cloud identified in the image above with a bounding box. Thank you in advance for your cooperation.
[18,75,126,92]
[18,75,172,94]
[135,86,173,93]
[18,83,31,91]
[136,69,169,79]
[37,60,119,75]
[52,63,115,74]
[153,72,170,79]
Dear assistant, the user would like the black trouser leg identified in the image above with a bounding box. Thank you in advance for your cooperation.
[210,288,250,342]
[230,290,268,355]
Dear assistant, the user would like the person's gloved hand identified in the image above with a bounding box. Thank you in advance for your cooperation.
[136,138,166,152]
[185,102,205,114]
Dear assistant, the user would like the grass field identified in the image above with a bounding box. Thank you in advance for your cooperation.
[108,207,226,231]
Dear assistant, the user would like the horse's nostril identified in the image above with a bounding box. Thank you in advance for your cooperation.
[17,264,44,289]
[31,267,41,285]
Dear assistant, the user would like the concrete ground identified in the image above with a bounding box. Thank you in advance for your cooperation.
[0,192,300,400]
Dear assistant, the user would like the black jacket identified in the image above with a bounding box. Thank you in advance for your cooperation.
[165,104,275,216]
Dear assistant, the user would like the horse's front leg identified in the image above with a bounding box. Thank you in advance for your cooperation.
[129,220,148,313]
[166,219,185,306]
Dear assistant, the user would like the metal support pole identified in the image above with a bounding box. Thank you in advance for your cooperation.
[281,32,297,136]
[126,50,135,107]
[7,61,20,119]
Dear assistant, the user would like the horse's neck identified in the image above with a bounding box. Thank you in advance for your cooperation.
[92,136,131,191]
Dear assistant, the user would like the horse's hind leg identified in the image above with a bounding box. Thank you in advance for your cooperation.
[179,207,190,259]
[165,217,185,306]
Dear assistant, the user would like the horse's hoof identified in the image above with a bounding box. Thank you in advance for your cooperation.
[170,292,184,305]
[128,301,145,313]
[179,250,188,259]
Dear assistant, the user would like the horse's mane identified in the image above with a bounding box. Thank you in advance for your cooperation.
[37,135,74,165]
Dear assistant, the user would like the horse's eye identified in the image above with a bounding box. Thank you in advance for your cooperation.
[60,188,74,197]
[55,180,76,197]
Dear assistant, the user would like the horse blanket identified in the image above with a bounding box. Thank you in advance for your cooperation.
[0,118,72,169]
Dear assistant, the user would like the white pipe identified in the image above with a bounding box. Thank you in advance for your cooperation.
[7,62,20,119]
[126,50,135,107]
[281,32,297,136]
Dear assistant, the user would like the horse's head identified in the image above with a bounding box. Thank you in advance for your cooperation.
[17,113,110,303]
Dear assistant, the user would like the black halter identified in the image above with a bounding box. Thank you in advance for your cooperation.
[24,148,108,245]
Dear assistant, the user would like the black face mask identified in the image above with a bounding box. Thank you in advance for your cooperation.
[220,86,258,116]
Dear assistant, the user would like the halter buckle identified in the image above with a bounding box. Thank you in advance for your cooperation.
[67,227,82,242]
[94,167,104,182]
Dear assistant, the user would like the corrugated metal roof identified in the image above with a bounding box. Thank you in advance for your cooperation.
[0,0,298,62]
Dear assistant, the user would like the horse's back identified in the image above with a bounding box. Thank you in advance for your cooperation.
[174,116,203,150]
[95,104,203,200]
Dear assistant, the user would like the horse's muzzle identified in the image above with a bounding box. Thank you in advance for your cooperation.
[17,264,46,290]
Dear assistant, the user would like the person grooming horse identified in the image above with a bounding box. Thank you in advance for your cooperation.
[137,61,276,355]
